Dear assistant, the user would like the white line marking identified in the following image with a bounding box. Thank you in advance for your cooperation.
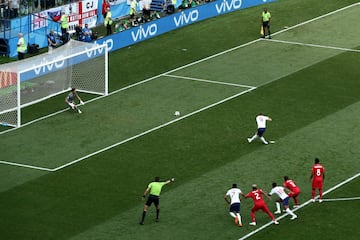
[1,3,358,171]
[0,160,53,172]
[164,74,255,88]
[238,172,360,240]
[262,38,360,53]
[2,2,358,135]
[322,197,360,202]
[52,87,256,172]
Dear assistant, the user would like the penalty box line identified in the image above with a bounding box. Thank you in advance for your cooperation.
[262,38,360,53]
[163,74,256,89]
[1,3,357,135]
[238,172,360,240]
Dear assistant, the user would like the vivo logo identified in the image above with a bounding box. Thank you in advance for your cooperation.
[88,39,114,58]
[215,0,242,13]
[33,57,65,75]
[173,10,199,27]
[131,24,158,42]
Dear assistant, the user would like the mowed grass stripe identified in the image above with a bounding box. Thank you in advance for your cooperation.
[67,102,360,240]
[0,77,246,168]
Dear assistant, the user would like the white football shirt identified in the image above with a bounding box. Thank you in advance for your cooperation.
[256,115,270,128]
[226,188,242,204]
[269,186,288,200]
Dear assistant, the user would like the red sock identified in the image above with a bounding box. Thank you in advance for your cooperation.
[311,189,315,199]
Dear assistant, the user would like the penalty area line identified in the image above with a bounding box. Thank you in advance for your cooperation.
[0,160,53,172]
[52,87,256,172]
[238,172,360,240]
[164,74,256,88]
[322,197,360,202]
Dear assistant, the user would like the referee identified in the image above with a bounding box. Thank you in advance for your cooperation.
[139,176,175,225]
[261,8,271,39]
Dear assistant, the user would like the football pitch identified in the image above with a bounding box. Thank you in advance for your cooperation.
[1,0,360,239]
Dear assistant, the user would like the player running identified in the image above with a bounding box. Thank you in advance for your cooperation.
[224,183,245,227]
[269,182,297,220]
[245,184,279,226]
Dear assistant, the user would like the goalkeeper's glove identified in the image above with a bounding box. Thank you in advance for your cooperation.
[80,100,84,105]
[170,178,175,182]
[69,102,75,109]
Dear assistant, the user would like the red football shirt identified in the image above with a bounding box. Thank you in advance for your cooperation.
[246,189,266,205]
[283,179,301,194]
[312,164,325,180]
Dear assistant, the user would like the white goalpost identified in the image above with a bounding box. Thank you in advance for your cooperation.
[0,40,108,127]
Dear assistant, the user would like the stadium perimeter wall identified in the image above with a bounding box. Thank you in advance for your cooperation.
[3,0,274,58]
[91,0,276,54]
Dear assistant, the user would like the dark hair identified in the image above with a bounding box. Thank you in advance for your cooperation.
[284,176,289,181]
[232,183,237,188]
[155,176,160,182]
[272,182,277,188]
[315,158,320,164]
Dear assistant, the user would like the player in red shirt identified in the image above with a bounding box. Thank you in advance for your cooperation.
[310,158,325,203]
[283,176,301,208]
[245,184,279,226]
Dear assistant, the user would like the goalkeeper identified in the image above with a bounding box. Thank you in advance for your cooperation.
[65,88,84,114]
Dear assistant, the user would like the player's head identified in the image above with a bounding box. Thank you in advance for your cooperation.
[71,88,76,92]
[272,182,277,188]
[154,176,160,182]
[315,158,320,164]
[284,176,289,181]
[232,183,237,188]
[264,8,267,13]
[252,184,257,190]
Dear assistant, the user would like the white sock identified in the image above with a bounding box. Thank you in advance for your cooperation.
[276,202,281,212]
[286,208,296,217]
[229,212,236,218]
[260,136,268,144]
[249,134,257,142]
[236,213,242,224]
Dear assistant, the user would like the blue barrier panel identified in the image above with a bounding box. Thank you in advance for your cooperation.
[94,0,275,53]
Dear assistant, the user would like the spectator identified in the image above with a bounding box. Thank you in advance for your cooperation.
[9,0,19,18]
[129,0,137,26]
[101,0,110,19]
[140,0,151,22]
[115,19,129,32]
[104,7,112,35]
[82,23,92,42]
[60,11,69,43]
[47,29,57,53]
[16,32,26,60]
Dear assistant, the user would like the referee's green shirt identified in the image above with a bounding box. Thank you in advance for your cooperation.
[148,182,167,196]
[262,12,271,22]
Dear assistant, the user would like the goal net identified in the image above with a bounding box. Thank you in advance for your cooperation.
[0,40,108,127]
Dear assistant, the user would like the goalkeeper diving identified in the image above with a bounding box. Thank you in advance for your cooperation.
[65,88,84,114]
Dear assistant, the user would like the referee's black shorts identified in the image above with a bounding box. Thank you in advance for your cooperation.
[262,21,270,28]
[146,194,160,207]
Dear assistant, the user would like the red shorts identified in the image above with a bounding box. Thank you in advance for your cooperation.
[288,190,301,198]
[312,179,323,189]
[253,202,270,213]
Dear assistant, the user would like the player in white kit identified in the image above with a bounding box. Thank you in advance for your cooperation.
[247,113,272,144]
[224,183,245,227]
[269,182,297,220]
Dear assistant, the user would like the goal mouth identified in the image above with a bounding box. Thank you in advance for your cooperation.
[0,40,108,127]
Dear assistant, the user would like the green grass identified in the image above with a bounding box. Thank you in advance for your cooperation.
[1,0,360,239]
